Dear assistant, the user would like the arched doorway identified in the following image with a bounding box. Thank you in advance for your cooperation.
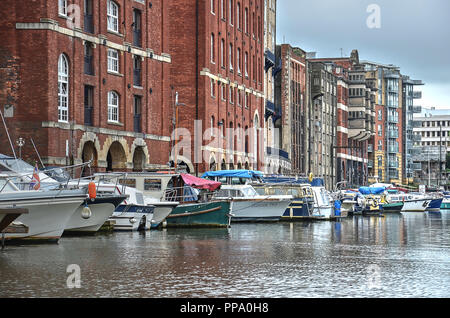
[209,157,216,171]
[221,159,227,170]
[81,141,98,176]
[106,141,127,172]
[132,146,146,171]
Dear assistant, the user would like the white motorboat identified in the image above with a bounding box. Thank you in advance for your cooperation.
[144,197,180,228]
[388,192,430,212]
[0,175,87,242]
[311,187,334,219]
[0,155,127,233]
[213,184,292,222]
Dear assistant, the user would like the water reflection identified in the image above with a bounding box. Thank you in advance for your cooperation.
[1,211,449,298]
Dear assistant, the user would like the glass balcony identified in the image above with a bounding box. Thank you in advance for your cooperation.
[387,115,399,123]
[413,91,422,99]
[388,130,399,139]
[388,145,399,153]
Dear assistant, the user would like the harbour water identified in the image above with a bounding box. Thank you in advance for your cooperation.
[1,211,449,298]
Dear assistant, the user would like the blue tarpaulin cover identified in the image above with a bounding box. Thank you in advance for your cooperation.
[359,186,386,195]
[202,170,264,179]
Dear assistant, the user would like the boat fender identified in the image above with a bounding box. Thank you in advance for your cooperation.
[81,203,92,219]
[129,218,137,224]
[88,182,97,200]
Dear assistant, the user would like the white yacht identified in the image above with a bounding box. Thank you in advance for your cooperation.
[0,155,128,233]
[388,192,430,212]
[0,175,87,242]
[213,184,292,222]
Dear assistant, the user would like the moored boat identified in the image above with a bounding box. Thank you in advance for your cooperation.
[202,170,293,222]
[380,202,404,213]
[252,183,315,220]
[161,173,232,228]
[441,194,450,209]
[0,176,87,242]
[426,198,443,212]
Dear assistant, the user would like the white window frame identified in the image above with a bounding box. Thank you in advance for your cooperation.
[237,48,241,74]
[211,0,215,14]
[244,51,248,77]
[58,54,69,123]
[107,0,119,33]
[107,49,119,73]
[108,91,119,123]
[220,39,225,67]
[229,43,233,71]
[59,0,68,16]
[210,33,215,63]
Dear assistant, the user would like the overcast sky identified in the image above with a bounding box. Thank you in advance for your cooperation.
[277,0,450,109]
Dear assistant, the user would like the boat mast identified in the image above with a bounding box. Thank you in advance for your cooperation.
[0,109,18,160]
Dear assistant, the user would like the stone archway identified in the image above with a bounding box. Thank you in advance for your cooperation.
[132,146,146,171]
[106,141,127,172]
[81,141,98,176]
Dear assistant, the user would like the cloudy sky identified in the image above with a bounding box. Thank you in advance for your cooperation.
[277,0,450,109]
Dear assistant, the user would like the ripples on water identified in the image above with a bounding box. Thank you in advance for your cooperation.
[1,211,449,298]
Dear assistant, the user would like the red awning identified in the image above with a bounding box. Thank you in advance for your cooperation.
[180,173,222,192]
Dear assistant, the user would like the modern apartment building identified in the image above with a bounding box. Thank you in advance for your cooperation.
[362,62,402,184]
[412,107,450,187]
[312,50,374,188]
[0,0,173,173]
[167,0,265,174]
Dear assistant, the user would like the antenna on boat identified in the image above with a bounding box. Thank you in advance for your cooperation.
[30,137,45,169]
[0,109,18,160]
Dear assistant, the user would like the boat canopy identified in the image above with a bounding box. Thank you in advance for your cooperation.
[181,173,222,191]
[201,170,264,179]
[264,176,324,187]
[359,186,386,195]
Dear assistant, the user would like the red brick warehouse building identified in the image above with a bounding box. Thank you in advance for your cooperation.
[167,0,265,174]
[0,0,173,173]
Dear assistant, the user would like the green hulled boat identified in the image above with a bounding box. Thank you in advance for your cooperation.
[165,200,232,228]
[162,173,232,228]
[381,202,404,213]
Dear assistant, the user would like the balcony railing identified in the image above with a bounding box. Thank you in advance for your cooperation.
[387,130,399,139]
[387,115,399,123]
[388,161,399,168]
[411,121,422,128]
[412,163,422,171]
[412,106,422,113]
[266,147,289,160]
[348,118,366,129]
[265,49,275,72]
[412,134,422,142]
[388,145,399,153]
[413,91,422,99]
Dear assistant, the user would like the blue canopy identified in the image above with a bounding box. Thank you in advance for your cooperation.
[359,186,386,195]
[202,170,264,179]
[263,176,324,187]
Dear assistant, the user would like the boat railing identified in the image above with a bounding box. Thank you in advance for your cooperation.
[162,186,213,203]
